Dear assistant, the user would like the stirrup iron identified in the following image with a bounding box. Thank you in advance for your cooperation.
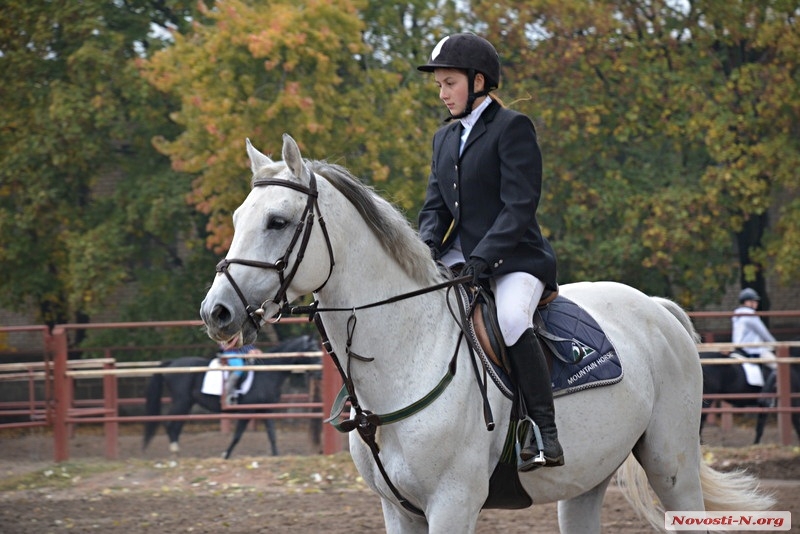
[516,415,546,471]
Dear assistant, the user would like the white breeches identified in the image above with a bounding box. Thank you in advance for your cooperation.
[491,272,545,346]
[442,237,545,346]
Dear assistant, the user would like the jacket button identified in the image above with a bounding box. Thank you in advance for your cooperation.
[453,183,457,189]
[454,201,459,208]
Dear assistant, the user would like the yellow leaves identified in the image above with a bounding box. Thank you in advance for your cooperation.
[135,0,381,253]
[766,199,800,285]
[624,105,640,123]
[370,163,390,183]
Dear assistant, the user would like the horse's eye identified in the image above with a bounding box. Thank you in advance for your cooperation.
[267,216,289,230]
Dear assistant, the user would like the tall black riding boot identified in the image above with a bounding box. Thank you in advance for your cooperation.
[507,328,564,470]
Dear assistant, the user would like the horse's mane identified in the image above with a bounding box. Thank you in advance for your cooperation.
[305,160,442,286]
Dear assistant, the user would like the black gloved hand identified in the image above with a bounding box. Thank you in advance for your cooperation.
[462,257,489,285]
[425,240,439,260]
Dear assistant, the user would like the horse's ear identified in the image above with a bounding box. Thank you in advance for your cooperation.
[281,133,310,184]
[246,138,273,174]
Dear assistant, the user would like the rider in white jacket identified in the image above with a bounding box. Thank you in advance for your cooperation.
[732,288,777,369]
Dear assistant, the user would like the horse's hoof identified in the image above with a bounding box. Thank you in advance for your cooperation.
[169,442,180,454]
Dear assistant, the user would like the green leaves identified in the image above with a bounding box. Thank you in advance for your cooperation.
[0,0,210,326]
[139,0,450,252]
[2,0,798,329]
[476,0,800,306]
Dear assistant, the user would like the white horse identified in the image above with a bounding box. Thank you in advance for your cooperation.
[200,134,774,533]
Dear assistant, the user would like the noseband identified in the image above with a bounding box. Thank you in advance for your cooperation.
[215,170,335,332]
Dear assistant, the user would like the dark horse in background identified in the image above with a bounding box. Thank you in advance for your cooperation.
[143,334,320,459]
[756,349,800,443]
[701,348,800,444]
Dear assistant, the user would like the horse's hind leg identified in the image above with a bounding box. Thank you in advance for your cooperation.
[557,474,612,534]
[754,411,769,444]
[792,411,800,442]
[165,398,194,454]
[633,426,705,512]
[165,420,186,454]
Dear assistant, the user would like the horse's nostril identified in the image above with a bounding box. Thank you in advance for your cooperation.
[211,304,232,325]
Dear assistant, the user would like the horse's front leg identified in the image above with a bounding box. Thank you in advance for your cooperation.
[425,488,483,534]
[381,500,482,534]
[380,479,485,534]
[380,498,427,534]
[223,418,250,459]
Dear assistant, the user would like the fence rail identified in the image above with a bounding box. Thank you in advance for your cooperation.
[1,316,798,462]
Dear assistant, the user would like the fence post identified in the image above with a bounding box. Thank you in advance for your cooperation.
[44,329,54,426]
[321,347,343,455]
[104,361,119,459]
[775,345,793,446]
[50,327,70,462]
[219,354,232,434]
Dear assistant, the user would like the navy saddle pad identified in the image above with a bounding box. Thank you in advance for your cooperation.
[539,296,623,397]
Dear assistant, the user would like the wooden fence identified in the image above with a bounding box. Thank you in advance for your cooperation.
[1,316,798,462]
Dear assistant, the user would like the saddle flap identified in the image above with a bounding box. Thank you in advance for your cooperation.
[470,293,508,372]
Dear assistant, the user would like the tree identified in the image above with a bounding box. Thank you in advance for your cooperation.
[139,0,472,252]
[143,0,800,309]
[0,1,216,346]
[474,0,800,307]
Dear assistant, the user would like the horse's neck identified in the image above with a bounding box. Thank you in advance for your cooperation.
[316,256,461,411]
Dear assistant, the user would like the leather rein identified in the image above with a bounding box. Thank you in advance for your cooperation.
[217,172,493,518]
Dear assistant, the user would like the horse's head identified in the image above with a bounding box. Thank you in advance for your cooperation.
[200,134,335,346]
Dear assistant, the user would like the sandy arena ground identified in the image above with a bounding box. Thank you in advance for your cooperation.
[1,417,798,533]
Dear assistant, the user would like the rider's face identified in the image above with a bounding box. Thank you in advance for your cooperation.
[434,69,485,116]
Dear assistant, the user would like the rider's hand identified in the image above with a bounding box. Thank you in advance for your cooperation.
[462,257,489,285]
[425,240,439,260]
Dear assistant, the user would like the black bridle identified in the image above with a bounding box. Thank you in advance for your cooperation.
[215,170,335,333]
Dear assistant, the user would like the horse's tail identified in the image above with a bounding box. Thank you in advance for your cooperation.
[651,296,701,343]
[143,361,171,450]
[615,455,776,531]
[697,462,775,512]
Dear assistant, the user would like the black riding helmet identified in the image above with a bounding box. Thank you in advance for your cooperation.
[418,33,501,120]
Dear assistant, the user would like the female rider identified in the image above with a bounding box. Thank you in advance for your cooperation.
[417,33,563,471]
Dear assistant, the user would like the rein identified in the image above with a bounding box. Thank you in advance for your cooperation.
[279,274,472,316]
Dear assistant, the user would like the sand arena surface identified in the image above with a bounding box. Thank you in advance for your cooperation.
[1,420,798,533]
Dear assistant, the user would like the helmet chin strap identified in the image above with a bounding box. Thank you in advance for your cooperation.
[444,69,489,122]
